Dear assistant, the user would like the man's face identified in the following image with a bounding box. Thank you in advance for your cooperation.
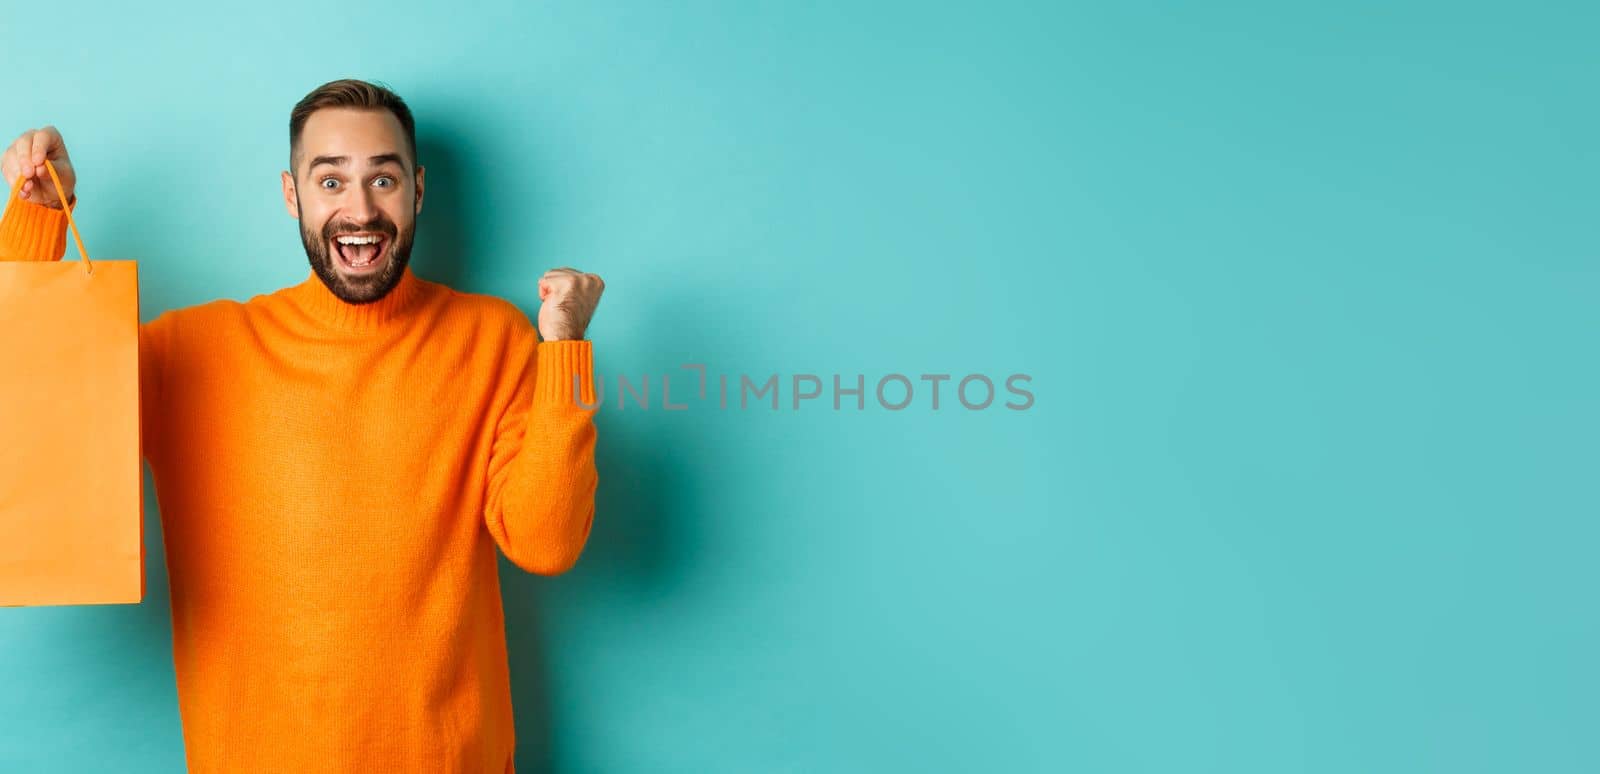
[281,107,424,304]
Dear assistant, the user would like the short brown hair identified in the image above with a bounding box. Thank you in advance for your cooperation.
[289,78,417,173]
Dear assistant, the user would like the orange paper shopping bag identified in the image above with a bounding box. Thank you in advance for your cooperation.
[0,161,143,606]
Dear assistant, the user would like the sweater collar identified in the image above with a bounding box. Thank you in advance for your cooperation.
[284,265,430,332]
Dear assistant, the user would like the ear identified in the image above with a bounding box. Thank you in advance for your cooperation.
[413,164,425,217]
[281,170,299,219]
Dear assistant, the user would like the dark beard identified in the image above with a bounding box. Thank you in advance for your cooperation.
[299,205,415,305]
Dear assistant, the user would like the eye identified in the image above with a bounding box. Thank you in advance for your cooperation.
[373,176,395,189]
[320,177,340,190]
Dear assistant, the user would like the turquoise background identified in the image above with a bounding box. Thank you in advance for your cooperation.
[1,1,1595,772]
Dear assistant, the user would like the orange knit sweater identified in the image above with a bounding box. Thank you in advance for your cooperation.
[0,197,599,773]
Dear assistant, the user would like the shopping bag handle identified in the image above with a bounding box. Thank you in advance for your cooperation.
[5,158,92,275]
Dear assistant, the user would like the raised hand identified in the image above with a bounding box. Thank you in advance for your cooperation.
[0,126,75,209]
[536,267,605,342]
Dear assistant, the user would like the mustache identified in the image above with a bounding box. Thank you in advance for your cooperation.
[322,216,399,239]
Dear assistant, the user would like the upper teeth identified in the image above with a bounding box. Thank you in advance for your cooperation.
[337,236,379,245]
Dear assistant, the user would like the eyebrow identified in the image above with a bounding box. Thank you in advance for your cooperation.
[308,153,408,172]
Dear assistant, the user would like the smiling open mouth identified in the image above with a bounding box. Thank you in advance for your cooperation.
[333,234,388,270]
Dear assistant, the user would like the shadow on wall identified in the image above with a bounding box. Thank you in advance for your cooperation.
[410,133,477,292]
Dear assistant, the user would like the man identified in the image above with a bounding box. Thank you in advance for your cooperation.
[0,79,604,772]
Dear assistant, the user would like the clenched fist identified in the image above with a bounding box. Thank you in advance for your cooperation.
[536,267,604,342]
[1,126,75,209]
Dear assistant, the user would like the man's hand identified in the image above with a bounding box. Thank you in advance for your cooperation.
[0,127,75,209]
[536,267,604,341]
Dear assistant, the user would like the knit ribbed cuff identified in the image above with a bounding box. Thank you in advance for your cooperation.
[534,339,598,409]
[0,196,70,261]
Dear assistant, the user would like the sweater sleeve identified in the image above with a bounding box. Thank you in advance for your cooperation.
[484,336,601,575]
[0,196,72,261]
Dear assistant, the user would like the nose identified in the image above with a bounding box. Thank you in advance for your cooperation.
[345,185,379,225]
